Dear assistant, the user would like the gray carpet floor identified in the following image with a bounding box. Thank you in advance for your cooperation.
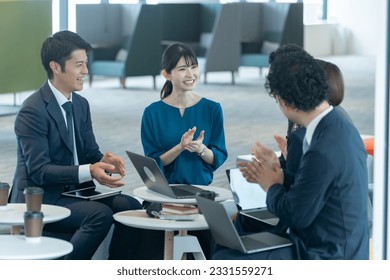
[0,55,375,196]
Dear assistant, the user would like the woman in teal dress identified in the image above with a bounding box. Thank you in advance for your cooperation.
[141,42,228,186]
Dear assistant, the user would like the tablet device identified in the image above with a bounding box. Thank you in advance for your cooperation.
[62,186,121,200]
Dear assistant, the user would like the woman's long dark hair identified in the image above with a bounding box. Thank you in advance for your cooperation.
[316,59,344,106]
[160,42,198,99]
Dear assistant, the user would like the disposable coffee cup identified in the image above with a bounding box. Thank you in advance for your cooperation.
[0,182,10,209]
[196,190,217,214]
[23,187,44,212]
[24,211,44,243]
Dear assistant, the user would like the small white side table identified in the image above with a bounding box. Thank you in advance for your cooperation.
[114,210,209,260]
[0,235,73,260]
[0,203,71,234]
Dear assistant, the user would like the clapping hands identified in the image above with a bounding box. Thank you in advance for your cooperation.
[238,142,283,192]
[274,135,288,160]
[181,126,205,154]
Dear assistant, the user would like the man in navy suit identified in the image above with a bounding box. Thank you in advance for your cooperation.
[10,31,144,259]
[215,45,369,260]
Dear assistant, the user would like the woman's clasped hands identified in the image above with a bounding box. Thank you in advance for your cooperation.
[181,126,205,154]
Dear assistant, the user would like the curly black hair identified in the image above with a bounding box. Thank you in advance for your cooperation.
[265,44,329,112]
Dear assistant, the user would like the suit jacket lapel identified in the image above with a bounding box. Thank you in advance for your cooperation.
[42,82,73,152]
[71,95,85,162]
[72,95,81,140]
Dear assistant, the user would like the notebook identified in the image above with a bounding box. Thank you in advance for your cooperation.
[62,180,121,200]
[227,168,279,226]
[196,195,292,254]
[126,151,207,199]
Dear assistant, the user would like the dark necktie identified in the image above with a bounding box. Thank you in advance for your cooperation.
[62,102,75,160]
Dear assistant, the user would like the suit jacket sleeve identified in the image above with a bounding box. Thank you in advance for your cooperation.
[268,151,336,228]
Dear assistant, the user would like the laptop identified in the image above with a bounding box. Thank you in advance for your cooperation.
[196,195,292,254]
[126,150,207,199]
[62,180,121,200]
[227,168,279,226]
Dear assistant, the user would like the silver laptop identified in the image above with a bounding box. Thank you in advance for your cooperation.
[227,168,279,226]
[126,151,206,199]
[196,195,292,254]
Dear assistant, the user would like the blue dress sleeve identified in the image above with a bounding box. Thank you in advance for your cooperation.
[140,105,164,169]
[208,102,228,171]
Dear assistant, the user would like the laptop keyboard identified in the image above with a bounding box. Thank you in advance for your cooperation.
[241,236,267,250]
[171,186,197,197]
[172,184,204,195]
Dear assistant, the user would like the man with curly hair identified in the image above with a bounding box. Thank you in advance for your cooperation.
[215,44,369,260]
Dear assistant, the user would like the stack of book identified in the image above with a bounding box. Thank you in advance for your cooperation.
[161,203,199,215]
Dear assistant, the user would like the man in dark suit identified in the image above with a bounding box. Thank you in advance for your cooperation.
[215,44,369,260]
[10,31,144,259]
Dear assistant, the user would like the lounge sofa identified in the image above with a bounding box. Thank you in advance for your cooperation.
[75,2,303,87]
[78,4,161,89]
[239,2,304,75]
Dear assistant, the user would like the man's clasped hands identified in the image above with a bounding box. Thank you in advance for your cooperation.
[238,141,284,193]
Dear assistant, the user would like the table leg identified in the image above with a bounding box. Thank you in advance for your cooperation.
[11,226,21,235]
[179,230,188,260]
[173,230,206,260]
[164,231,174,260]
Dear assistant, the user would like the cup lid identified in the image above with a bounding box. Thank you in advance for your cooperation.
[23,187,44,194]
[0,182,10,189]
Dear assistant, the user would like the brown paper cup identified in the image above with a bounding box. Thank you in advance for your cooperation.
[0,183,10,209]
[23,187,44,212]
[24,211,44,243]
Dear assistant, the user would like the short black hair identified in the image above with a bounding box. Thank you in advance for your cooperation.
[265,44,329,112]
[41,30,92,79]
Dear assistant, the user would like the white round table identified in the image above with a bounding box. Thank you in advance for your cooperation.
[0,235,73,260]
[0,203,71,225]
[0,203,71,234]
[114,210,208,260]
[133,186,233,204]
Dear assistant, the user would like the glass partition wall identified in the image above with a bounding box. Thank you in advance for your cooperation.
[52,0,325,33]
